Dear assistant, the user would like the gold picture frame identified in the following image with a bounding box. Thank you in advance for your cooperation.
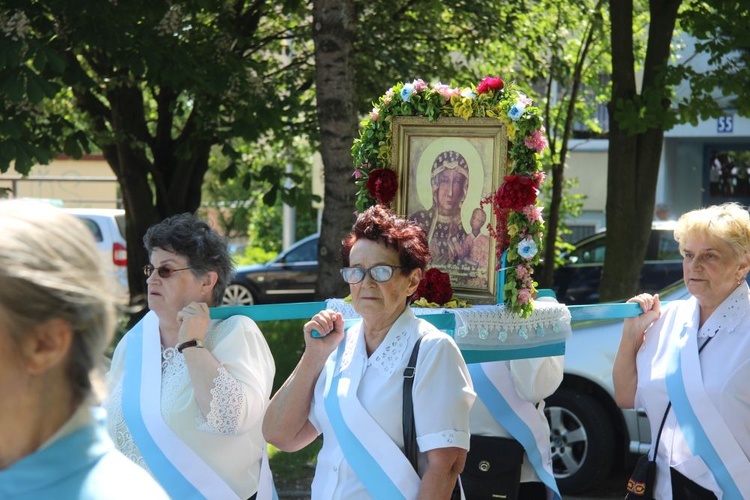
[391,116,508,303]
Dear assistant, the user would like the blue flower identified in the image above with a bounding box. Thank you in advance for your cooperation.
[460,88,475,100]
[518,237,538,260]
[401,83,415,102]
[508,103,526,121]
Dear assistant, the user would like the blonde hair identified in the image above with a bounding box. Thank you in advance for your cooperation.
[0,200,117,405]
[674,202,750,260]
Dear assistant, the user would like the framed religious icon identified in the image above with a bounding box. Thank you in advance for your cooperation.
[391,116,508,303]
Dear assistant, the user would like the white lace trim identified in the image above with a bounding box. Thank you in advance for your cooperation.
[697,283,749,339]
[104,380,150,472]
[370,329,409,376]
[198,365,246,435]
[325,298,571,352]
[106,342,245,463]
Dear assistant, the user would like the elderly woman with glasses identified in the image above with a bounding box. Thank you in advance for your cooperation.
[263,205,475,499]
[104,213,276,499]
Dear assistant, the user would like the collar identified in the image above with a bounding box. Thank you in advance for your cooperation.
[339,308,417,377]
[691,281,750,338]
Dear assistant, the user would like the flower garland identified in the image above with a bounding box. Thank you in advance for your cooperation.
[351,76,547,317]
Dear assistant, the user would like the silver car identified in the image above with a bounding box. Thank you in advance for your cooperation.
[544,279,693,493]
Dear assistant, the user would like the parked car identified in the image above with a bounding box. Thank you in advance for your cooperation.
[63,208,128,297]
[552,220,683,305]
[223,233,319,306]
[544,275,750,494]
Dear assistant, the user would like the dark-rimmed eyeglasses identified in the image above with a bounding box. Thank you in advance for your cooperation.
[143,265,191,279]
[340,265,404,284]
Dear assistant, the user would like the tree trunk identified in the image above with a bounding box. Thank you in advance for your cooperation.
[313,0,359,300]
[600,0,681,302]
[93,86,212,310]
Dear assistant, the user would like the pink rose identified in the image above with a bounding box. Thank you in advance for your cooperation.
[524,127,548,154]
[370,107,379,121]
[517,288,532,305]
[521,204,544,223]
[412,78,428,91]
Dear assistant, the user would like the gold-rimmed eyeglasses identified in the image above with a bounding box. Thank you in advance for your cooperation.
[143,265,191,279]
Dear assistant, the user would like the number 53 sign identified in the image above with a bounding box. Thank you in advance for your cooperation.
[717,115,734,133]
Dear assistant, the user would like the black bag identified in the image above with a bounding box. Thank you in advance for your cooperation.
[460,434,525,500]
[670,467,717,499]
[625,454,656,499]
[403,337,460,500]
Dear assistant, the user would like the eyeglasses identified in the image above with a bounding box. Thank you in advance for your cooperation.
[340,265,404,284]
[143,265,191,279]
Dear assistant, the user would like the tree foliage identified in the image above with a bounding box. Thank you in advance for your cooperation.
[600,0,749,303]
[0,0,314,305]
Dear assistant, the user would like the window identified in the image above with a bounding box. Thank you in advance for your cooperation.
[77,217,104,243]
[285,239,318,264]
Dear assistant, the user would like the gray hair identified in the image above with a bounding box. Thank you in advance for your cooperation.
[143,213,233,305]
[674,202,750,260]
[0,200,117,405]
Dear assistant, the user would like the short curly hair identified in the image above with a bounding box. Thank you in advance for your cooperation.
[143,213,233,305]
[341,205,431,273]
[674,202,750,261]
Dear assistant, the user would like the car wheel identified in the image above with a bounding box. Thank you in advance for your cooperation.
[544,388,615,494]
[222,283,255,306]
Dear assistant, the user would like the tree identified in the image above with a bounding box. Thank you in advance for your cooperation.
[0,1,313,305]
[600,0,750,302]
[312,0,528,299]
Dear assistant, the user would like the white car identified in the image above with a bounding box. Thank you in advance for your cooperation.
[63,208,129,297]
[545,279,693,493]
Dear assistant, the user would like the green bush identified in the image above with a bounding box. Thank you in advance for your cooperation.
[233,246,277,267]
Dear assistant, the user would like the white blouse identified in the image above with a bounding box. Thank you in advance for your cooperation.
[469,356,563,483]
[635,283,750,498]
[104,315,275,498]
[308,309,476,500]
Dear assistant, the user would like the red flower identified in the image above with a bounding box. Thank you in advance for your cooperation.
[365,168,398,205]
[414,268,453,305]
[495,175,538,211]
[477,76,505,94]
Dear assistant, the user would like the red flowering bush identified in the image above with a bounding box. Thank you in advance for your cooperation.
[365,168,398,205]
[413,268,453,305]
[495,175,538,210]
[477,76,504,94]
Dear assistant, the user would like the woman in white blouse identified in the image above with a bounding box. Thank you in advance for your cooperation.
[614,203,750,498]
[104,213,275,499]
[263,205,475,499]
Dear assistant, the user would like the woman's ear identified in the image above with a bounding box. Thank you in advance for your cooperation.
[201,271,219,297]
[406,268,423,296]
[21,319,73,375]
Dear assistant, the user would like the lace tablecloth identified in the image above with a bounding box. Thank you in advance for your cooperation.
[326,298,571,362]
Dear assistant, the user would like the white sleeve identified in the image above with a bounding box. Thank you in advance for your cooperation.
[509,355,564,403]
[414,331,476,452]
[200,316,276,435]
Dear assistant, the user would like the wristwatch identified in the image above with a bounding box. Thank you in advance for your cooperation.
[176,338,204,353]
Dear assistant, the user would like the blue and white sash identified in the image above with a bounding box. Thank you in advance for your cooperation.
[323,327,421,499]
[469,362,561,500]
[665,323,750,498]
[122,311,277,500]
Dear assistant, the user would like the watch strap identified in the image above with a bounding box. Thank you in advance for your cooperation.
[176,338,204,353]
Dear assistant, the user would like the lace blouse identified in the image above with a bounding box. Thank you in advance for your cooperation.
[103,315,275,498]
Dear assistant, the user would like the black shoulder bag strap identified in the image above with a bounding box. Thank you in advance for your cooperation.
[402,335,423,471]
